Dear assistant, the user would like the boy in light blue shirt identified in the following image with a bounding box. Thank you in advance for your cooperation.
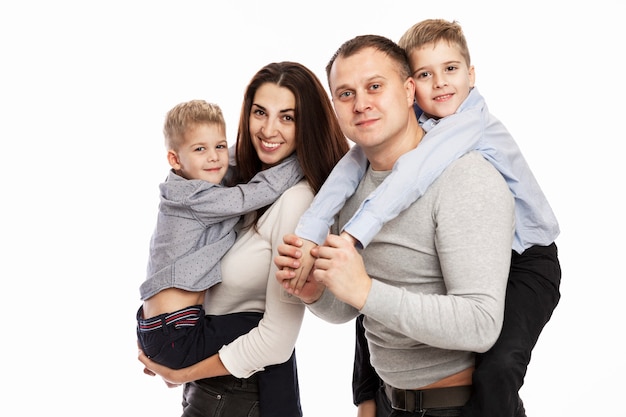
[291,19,561,417]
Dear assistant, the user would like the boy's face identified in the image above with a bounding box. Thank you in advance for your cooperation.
[167,123,229,183]
[329,47,415,166]
[408,40,475,119]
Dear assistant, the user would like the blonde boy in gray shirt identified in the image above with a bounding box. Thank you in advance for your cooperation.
[137,100,302,417]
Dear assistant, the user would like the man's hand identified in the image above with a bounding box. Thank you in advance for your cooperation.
[311,233,371,310]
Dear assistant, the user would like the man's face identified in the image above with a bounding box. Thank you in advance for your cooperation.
[408,41,475,119]
[328,47,415,161]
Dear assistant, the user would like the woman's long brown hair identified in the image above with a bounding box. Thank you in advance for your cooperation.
[233,61,350,226]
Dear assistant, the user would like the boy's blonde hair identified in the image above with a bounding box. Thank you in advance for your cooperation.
[398,19,471,67]
[163,100,225,150]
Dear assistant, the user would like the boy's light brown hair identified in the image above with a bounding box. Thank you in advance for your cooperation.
[398,19,471,67]
[163,100,225,150]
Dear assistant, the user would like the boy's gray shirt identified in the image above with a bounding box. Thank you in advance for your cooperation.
[308,152,515,389]
[140,155,302,300]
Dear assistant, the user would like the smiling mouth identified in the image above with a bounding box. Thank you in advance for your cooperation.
[261,139,281,149]
[355,118,377,127]
[434,93,453,102]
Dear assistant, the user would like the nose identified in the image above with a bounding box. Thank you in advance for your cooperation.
[433,73,448,89]
[206,148,219,162]
[261,117,279,137]
[353,93,372,113]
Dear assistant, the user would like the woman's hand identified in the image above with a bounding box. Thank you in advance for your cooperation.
[274,233,304,285]
[275,234,326,304]
[288,238,317,293]
[138,346,229,386]
[138,348,186,387]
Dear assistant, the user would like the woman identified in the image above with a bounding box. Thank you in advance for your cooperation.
[138,61,349,417]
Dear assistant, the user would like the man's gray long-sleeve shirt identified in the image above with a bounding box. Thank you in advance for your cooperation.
[308,152,515,389]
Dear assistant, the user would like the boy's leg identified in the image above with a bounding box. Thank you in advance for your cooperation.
[257,349,303,417]
[353,314,391,417]
[137,306,262,369]
[353,314,383,407]
[461,243,561,417]
[374,383,392,417]
[192,311,263,365]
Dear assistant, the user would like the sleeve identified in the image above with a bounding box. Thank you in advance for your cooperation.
[478,111,560,252]
[342,106,484,248]
[218,184,313,378]
[307,281,360,324]
[295,146,368,245]
[360,155,515,352]
[162,154,303,226]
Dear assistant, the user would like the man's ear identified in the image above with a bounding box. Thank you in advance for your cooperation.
[405,76,416,107]
[167,150,181,170]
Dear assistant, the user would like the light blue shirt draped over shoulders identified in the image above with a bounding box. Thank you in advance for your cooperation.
[295,88,559,254]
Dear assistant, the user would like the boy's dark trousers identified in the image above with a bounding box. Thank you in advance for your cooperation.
[138,309,302,417]
[462,243,561,417]
[352,243,561,417]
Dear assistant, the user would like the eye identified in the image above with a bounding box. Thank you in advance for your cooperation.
[216,144,227,149]
[194,146,206,152]
[282,114,295,122]
[416,71,431,79]
[445,65,458,72]
[338,90,353,99]
[253,108,266,116]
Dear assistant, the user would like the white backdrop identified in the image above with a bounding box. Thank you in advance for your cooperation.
[1,1,624,416]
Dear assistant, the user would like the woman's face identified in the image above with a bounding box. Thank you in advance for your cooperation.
[249,83,297,168]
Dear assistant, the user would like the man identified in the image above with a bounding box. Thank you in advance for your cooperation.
[275,34,515,417]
